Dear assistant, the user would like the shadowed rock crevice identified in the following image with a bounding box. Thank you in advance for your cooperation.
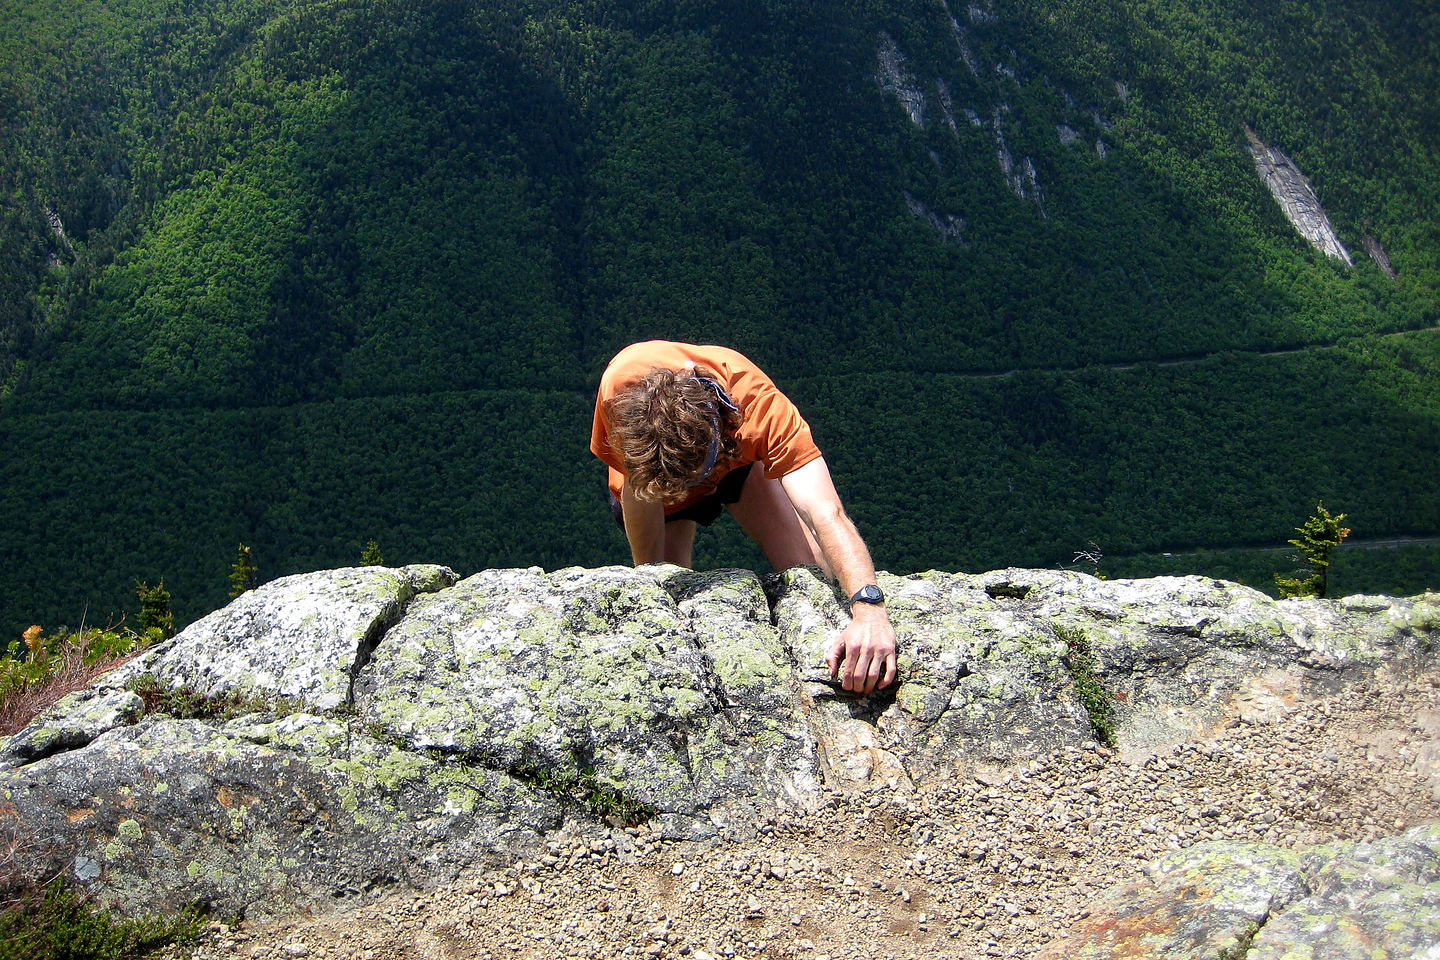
[345,579,443,708]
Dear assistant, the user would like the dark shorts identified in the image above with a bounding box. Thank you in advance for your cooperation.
[609,463,754,529]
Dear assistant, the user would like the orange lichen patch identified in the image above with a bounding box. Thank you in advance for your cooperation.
[67,807,94,823]
[215,785,260,809]
[1042,888,1187,958]
[1073,903,1182,943]
[1047,879,1246,960]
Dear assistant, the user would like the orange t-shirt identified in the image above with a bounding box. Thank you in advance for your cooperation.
[590,341,823,515]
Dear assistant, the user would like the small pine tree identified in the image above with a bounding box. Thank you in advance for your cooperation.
[1274,503,1350,599]
[135,580,175,640]
[360,539,384,566]
[229,544,257,598]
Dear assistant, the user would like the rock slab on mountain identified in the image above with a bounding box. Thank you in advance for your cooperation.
[2,564,1436,928]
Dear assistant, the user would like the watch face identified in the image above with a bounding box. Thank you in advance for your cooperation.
[853,585,884,605]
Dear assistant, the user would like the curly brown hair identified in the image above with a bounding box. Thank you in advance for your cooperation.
[607,366,743,503]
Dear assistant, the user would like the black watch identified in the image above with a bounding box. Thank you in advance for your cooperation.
[849,585,885,606]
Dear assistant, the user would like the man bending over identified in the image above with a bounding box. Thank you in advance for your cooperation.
[590,340,898,693]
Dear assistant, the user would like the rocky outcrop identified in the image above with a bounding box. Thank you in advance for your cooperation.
[904,192,966,243]
[1244,124,1353,266]
[1043,827,1440,960]
[880,4,1117,234]
[876,32,925,128]
[1363,234,1398,277]
[2,564,1436,929]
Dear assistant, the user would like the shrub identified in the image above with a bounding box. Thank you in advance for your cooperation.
[0,626,148,737]
[0,878,201,960]
[134,582,174,641]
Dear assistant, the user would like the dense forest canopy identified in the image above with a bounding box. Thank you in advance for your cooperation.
[1,0,1437,639]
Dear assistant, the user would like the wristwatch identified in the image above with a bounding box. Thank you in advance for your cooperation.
[849,585,885,606]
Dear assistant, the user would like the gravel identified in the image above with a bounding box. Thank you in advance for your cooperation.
[187,666,1440,960]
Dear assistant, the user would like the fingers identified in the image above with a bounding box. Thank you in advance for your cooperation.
[828,621,899,693]
[825,633,844,680]
[852,648,881,693]
[835,639,878,693]
[880,651,899,689]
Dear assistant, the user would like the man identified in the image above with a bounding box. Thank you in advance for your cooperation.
[590,340,898,693]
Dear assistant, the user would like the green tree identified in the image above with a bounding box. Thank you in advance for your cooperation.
[229,544,258,598]
[360,539,384,566]
[1275,503,1351,598]
[135,580,175,640]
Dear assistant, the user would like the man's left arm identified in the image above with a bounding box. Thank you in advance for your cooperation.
[779,458,898,693]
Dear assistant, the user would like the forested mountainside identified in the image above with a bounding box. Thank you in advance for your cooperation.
[2,0,1437,639]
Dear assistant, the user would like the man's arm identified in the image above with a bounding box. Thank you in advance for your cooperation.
[779,458,898,693]
[621,482,667,566]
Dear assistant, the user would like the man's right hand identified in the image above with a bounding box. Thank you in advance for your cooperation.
[825,602,899,693]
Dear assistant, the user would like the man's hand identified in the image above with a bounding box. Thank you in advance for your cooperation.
[779,459,900,694]
[826,603,899,693]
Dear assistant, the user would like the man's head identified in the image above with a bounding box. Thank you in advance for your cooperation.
[607,366,742,503]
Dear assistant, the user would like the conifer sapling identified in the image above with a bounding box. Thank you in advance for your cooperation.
[1274,503,1350,598]
[229,544,258,598]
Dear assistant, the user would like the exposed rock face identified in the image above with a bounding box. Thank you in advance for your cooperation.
[879,6,1117,232]
[991,108,1046,215]
[2,564,1436,933]
[1244,124,1354,266]
[1363,233,1398,277]
[904,192,966,243]
[876,32,925,127]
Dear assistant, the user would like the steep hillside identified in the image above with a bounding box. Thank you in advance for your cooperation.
[1,0,1437,637]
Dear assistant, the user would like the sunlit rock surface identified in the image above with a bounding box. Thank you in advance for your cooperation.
[1245,124,1353,266]
[2,564,1435,928]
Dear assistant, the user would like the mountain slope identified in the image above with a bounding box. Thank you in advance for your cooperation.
[1,0,1437,636]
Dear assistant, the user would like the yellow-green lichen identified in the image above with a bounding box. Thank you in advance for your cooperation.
[755,728,789,748]
[338,785,359,814]
[443,784,481,815]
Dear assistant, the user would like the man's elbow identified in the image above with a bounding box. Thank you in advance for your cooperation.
[803,497,850,534]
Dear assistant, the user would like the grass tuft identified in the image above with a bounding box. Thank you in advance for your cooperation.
[1055,624,1118,747]
[126,674,292,722]
[511,756,657,826]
